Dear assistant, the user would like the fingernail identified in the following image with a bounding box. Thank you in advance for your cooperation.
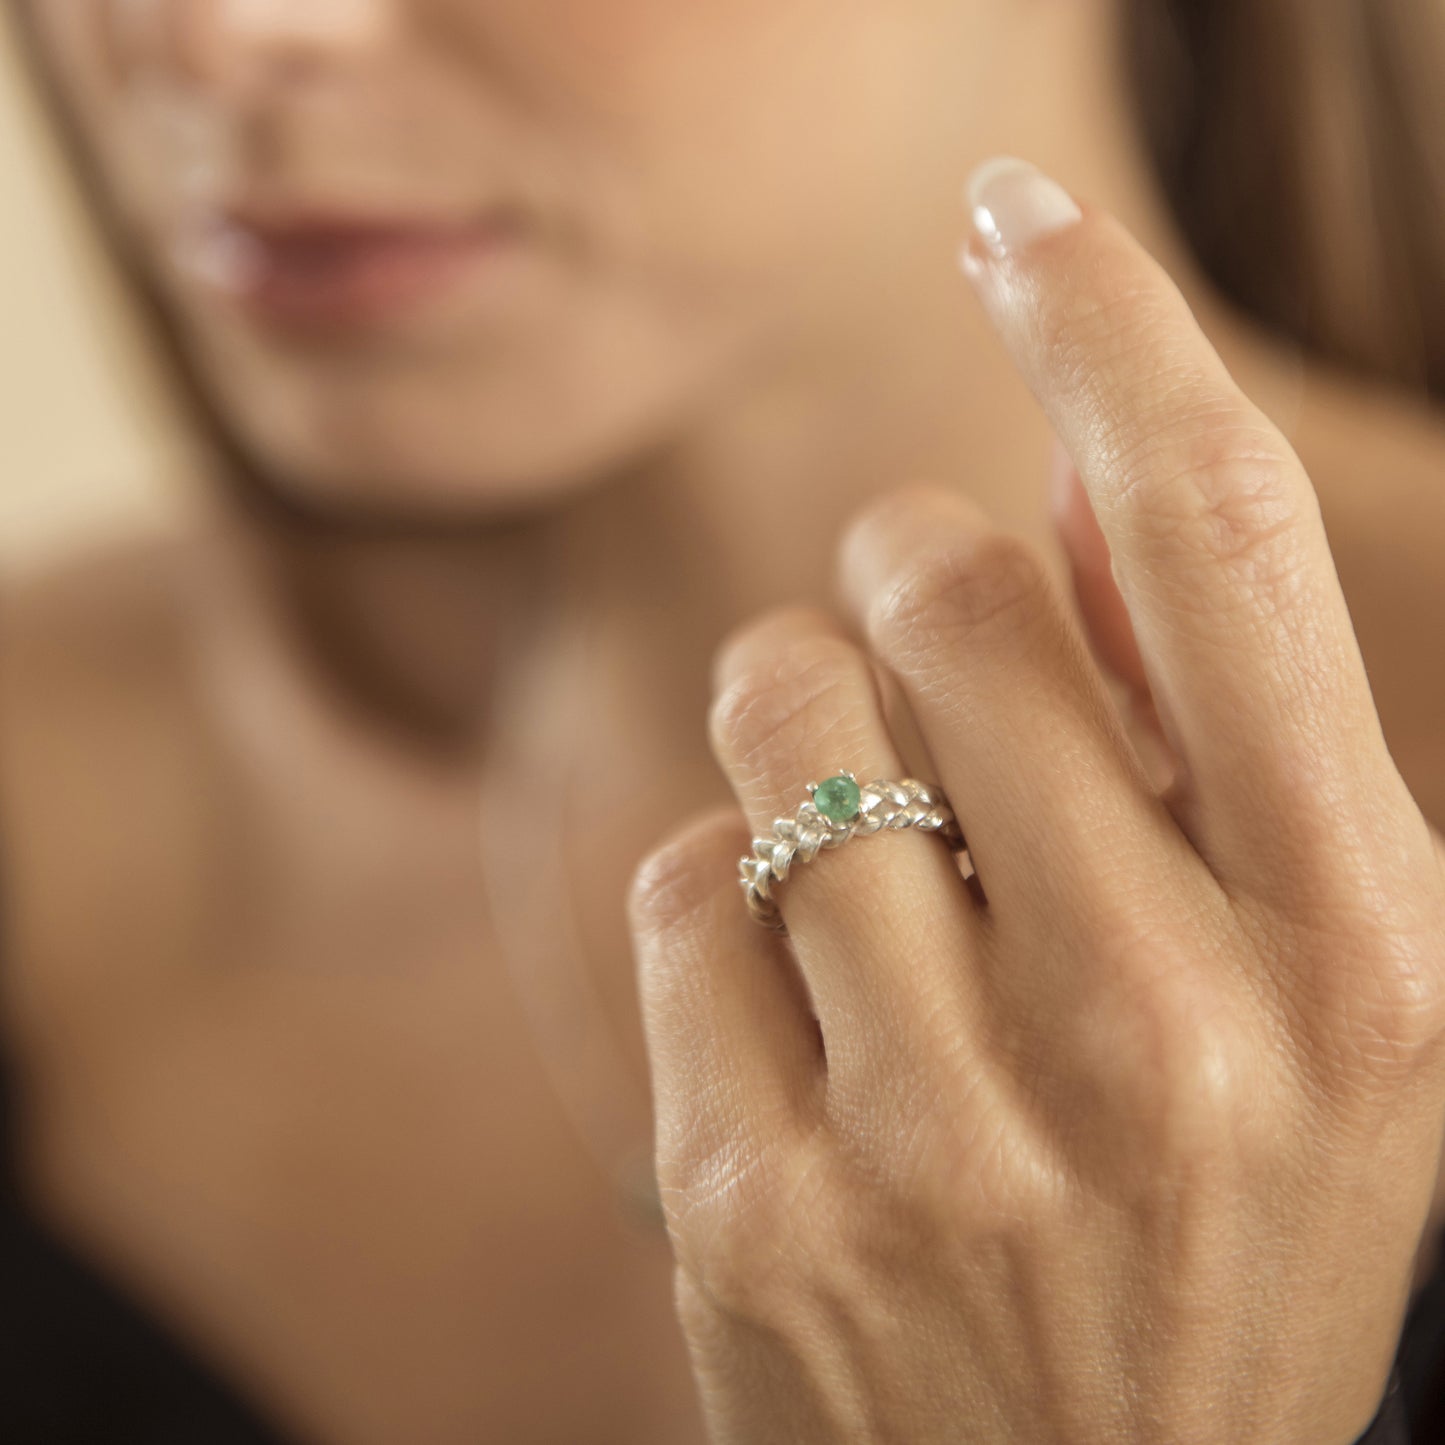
[965,156,1082,260]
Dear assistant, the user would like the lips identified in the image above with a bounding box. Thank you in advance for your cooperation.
[175,210,529,332]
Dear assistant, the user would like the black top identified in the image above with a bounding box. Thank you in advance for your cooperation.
[1,1044,1442,1443]
[0,1050,295,1444]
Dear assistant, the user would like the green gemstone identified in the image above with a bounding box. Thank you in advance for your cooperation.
[814,775,862,823]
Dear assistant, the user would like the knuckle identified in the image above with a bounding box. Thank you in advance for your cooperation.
[684,1210,790,1322]
[869,533,1052,661]
[709,637,869,776]
[1313,934,1445,1085]
[1145,1009,1255,1153]
[1365,952,1445,1063]
[1067,927,1260,1163]
[665,1134,831,1321]
[628,811,739,939]
[1235,853,1445,1091]
[1117,413,1312,592]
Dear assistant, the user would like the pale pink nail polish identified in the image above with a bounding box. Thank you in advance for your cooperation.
[966,156,1082,260]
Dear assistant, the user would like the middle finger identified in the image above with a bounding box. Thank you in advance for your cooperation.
[840,488,1188,923]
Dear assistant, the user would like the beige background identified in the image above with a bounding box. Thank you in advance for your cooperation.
[0,19,189,573]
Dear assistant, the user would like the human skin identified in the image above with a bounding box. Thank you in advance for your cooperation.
[27,0,1001,510]
[633,163,1445,1443]
[5,2,1445,1442]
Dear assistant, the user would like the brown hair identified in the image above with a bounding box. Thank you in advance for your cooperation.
[1125,0,1445,398]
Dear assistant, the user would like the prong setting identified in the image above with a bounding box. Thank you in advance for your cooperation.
[740,775,965,932]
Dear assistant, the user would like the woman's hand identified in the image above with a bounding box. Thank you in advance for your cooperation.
[630,158,1445,1444]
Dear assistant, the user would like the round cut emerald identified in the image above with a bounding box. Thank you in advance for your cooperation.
[814,775,862,824]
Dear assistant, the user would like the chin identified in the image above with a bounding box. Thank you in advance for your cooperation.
[237,422,648,524]
[199,354,702,525]
[182,303,746,525]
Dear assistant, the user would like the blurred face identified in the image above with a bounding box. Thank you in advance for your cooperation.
[29,0,985,515]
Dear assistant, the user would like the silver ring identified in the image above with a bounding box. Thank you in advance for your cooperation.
[739,772,966,932]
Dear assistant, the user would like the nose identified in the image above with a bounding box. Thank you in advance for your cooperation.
[120,0,396,87]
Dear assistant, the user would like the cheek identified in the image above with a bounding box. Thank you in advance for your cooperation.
[27,4,116,125]
[27,3,162,235]
[475,0,947,272]
[470,0,783,92]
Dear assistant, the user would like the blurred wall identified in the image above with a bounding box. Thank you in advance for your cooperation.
[0,19,191,573]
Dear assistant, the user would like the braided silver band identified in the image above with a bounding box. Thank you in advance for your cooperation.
[739,774,965,932]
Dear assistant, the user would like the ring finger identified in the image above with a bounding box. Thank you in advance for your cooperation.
[709,607,981,1080]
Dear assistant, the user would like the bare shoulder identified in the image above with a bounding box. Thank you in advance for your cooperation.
[0,530,238,1048]
[1,530,216,698]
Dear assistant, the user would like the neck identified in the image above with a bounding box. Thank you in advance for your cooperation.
[251,3,1300,763]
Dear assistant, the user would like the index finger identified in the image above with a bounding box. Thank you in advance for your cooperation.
[958,156,1404,884]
